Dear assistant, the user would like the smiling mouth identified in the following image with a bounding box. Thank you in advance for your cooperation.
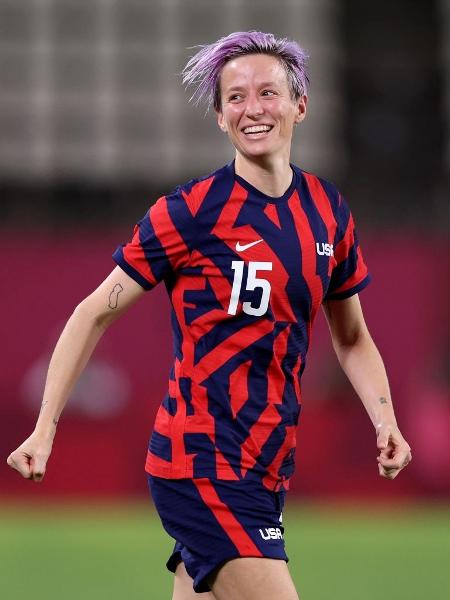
[242,125,273,135]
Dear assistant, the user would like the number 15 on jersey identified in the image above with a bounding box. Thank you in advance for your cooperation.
[227,261,273,317]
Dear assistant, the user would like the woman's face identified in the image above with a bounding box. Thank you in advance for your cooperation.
[217,53,307,162]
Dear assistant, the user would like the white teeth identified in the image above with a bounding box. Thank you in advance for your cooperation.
[243,125,272,134]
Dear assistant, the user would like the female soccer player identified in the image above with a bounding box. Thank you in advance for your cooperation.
[7,32,412,600]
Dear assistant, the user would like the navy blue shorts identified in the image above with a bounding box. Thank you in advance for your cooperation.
[147,474,288,593]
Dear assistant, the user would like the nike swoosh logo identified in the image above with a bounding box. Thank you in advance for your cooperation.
[235,239,264,252]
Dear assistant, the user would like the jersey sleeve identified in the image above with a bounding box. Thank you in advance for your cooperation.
[325,195,371,300]
[112,190,197,290]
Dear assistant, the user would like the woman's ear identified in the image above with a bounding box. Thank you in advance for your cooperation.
[294,95,308,124]
[217,111,227,132]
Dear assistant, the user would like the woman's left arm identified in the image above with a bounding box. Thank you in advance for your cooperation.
[322,294,412,479]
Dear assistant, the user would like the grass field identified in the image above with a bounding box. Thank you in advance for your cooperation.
[1,501,449,599]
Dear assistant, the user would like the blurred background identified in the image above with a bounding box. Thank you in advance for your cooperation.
[1,1,449,598]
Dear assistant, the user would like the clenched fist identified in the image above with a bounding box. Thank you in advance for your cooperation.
[376,423,412,480]
[6,432,53,483]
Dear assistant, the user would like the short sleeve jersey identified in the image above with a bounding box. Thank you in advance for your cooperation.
[113,161,370,491]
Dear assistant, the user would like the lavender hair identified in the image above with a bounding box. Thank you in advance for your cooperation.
[182,31,309,112]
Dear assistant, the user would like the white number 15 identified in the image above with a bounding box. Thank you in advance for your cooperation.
[227,260,272,317]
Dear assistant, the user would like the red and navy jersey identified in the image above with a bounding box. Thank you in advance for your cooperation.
[113,161,370,491]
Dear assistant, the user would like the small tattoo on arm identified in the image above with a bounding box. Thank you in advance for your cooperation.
[379,397,389,405]
[108,283,124,309]
[40,401,59,427]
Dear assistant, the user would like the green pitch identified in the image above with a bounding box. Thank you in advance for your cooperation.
[1,502,448,599]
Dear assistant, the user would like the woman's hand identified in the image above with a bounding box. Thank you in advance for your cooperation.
[6,431,54,483]
[376,423,412,480]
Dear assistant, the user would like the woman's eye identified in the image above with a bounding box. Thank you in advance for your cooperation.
[262,90,276,96]
[230,94,242,101]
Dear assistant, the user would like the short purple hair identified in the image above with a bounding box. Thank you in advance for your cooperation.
[182,31,309,112]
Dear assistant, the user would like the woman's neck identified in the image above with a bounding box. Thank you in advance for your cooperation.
[234,153,293,197]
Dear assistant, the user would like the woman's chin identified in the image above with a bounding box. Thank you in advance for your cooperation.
[237,143,277,160]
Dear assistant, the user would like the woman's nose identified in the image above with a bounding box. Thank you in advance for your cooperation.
[245,94,264,118]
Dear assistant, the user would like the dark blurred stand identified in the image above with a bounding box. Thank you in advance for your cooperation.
[342,0,447,228]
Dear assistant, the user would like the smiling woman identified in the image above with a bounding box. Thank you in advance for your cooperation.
[183,31,309,198]
[7,30,412,600]
[216,53,307,191]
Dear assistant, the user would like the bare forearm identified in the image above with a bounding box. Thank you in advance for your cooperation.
[7,267,145,482]
[323,296,411,479]
[34,302,107,440]
[332,331,397,429]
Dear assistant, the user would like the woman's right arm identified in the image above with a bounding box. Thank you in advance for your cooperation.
[6,266,146,482]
